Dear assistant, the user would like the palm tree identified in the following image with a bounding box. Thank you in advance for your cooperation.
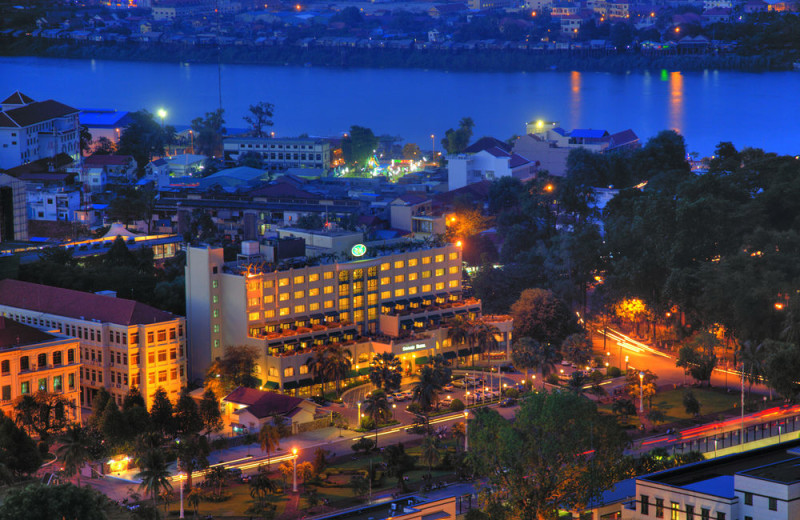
[420,435,441,473]
[206,465,228,497]
[430,354,452,387]
[740,340,765,397]
[532,340,560,381]
[451,422,466,452]
[368,353,403,394]
[411,365,443,414]
[259,423,281,470]
[324,344,352,396]
[447,315,473,367]
[135,449,172,516]
[56,423,91,487]
[511,336,539,383]
[362,389,391,447]
[471,322,499,366]
[306,349,329,399]
[187,488,202,519]
[249,471,276,509]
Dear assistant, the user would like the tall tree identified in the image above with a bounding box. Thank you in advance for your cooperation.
[176,433,210,493]
[441,117,475,155]
[259,423,281,470]
[342,125,379,167]
[199,388,223,433]
[149,387,175,438]
[191,108,226,158]
[0,410,42,478]
[117,110,172,176]
[363,389,392,446]
[510,288,580,346]
[243,101,275,138]
[0,484,108,520]
[469,391,628,519]
[13,391,72,443]
[411,366,443,414]
[762,340,800,400]
[675,332,718,387]
[174,388,203,437]
[136,449,173,514]
[323,344,352,396]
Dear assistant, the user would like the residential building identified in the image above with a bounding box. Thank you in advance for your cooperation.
[0,279,187,409]
[622,439,800,520]
[0,91,80,170]
[0,317,82,423]
[186,243,512,390]
[81,154,138,189]
[223,137,332,173]
[447,147,535,191]
[78,109,133,150]
[0,172,28,242]
[27,185,82,221]
[388,193,447,238]
[221,386,318,434]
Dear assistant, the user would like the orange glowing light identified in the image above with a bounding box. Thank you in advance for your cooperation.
[544,183,554,192]
[455,240,463,248]
[775,302,785,311]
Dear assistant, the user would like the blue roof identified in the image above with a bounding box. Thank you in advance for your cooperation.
[587,478,636,508]
[682,475,735,499]
[571,129,608,139]
[79,109,132,128]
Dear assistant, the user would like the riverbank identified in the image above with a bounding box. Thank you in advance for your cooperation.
[0,36,789,74]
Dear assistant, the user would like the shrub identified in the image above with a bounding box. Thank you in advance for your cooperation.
[406,402,422,414]
[359,416,376,431]
[211,438,229,451]
[351,437,376,454]
[449,399,465,412]
[546,373,560,385]
[608,366,622,378]
[504,388,519,398]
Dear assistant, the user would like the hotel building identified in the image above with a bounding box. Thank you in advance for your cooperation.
[0,280,187,409]
[186,242,512,391]
[0,316,82,424]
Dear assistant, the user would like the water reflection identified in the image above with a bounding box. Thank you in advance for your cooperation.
[570,70,581,129]
[669,71,684,134]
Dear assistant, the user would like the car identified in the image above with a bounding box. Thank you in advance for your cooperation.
[452,379,466,388]
[561,360,571,366]
[226,468,243,480]
[442,383,454,392]
[239,475,251,483]
[392,392,406,402]
[386,394,395,403]
[499,398,517,407]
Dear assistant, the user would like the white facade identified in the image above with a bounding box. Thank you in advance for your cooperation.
[447,150,513,191]
[27,186,82,221]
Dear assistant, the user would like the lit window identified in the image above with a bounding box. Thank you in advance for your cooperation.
[380,263,390,271]
[293,275,304,284]
[368,293,377,305]
[309,288,319,296]
[294,305,305,313]
[279,293,289,301]
[310,303,320,311]
[381,277,390,285]
[284,367,295,377]
[435,268,445,276]
[309,273,319,282]
[409,273,418,281]
[381,291,391,299]
[422,271,431,279]
[449,266,459,274]
[422,256,431,264]
[368,307,377,320]
[394,260,404,269]
[294,290,305,299]
[278,278,289,287]
[409,287,418,295]
[354,310,364,322]
[395,289,405,297]
[324,286,334,294]
[264,280,274,288]
[299,364,309,374]
[435,282,445,290]
[324,272,334,280]
[264,295,274,303]
[394,275,404,283]
[449,280,459,288]
[279,308,290,316]
[324,300,334,309]
[248,312,260,321]
[339,299,350,310]
[409,258,418,267]
[435,254,444,262]
[265,310,275,318]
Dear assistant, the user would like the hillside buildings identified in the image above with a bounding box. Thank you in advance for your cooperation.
[0,92,80,170]
[0,317,82,423]
[0,279,187,409]
[186,241,512,391]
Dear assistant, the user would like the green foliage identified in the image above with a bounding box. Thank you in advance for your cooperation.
[676,332,718,386]
[117,110,172,176]
[13,391,72,443]
[0,410,42,478]
[469,391,628,518]
[149,387,175,437]
[449,398,465,412]
[762,340,800,400]
[0,484,109,520]
[199,388,223,433]
[382,443,416,490]
[174,387,203,436]
[351,437,375,454]
[205,345,259,397]
[342,125,378,166]
[349,474,370,497]
[683,390,701,416]
[511,288,580,346]
[441,117,474,155]
[191,108,226,157]
[607,366,622,378]
[369,353,403,394]
[243,101,274,138]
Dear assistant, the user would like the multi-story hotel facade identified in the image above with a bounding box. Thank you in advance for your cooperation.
[186,242,512,391]
[0,316,82,424]
[0,280,187,409]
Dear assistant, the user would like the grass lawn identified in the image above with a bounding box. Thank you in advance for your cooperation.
[652,387,740,423]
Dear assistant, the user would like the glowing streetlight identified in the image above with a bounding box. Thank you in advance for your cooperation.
[464,410,469,451]
[157,108,167,128]
[392,403,396,420]
[357,401,361,427]
[455,239,463,248]
[292,447,298,492]
[639,371,645,413]
[431,134,435,159]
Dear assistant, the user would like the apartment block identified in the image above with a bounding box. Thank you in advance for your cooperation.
[0,279,186,409]
[0,317,81,424]
[223,137,332,172]
[186,242,512,391]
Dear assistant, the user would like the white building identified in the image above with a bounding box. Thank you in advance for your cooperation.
[27,185,82,221]
[0,91,80,170]
[447,147,535,191]
[622,440,800,520]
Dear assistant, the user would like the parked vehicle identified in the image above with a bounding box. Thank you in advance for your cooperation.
[499,398,517,407]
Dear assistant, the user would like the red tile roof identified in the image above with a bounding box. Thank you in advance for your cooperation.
[0,279,178,326]
[0,316,57,349]
[223,386,307,419]
[0,99,79,128]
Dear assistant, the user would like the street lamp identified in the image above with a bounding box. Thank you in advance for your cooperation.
[625,356,629,372]
[464,410,469,452]
[292,447,298,493]
[176,438,184,519]
[357,402,361,428]
[431,134,435,159]
[639,371,645,413]
[392,403,396,420]
[157,108,167,128]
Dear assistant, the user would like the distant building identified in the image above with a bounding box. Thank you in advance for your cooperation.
[81,154,138,188]
[0,172,28,242]
[0,91,81,170]
[0,317,82,424]
[78,109,133,150]
[223,137,332,173]
[389,193,447,238]
[0,280,187,409]
[27,185,82,222]
[447,145,535,191]
[221,386,318,434]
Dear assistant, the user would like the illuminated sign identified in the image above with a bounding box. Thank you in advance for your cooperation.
[401,343,428,352]
[351,244,367,257]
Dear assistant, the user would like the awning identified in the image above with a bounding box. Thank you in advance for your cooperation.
[458,348,471,357]
[299,378,313,387]
[443,351,457,360]
[310,314,325,321]
[442,311,455,318]
[283,381,299,390]
[264,381,279,390]
[414,356,429,365]
[394,299,409,308]
[400,320,413,327]
[455,309,467,314]
[409,297,423,304]
[325,311,339,317]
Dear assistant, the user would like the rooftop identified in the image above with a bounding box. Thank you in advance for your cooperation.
[740,458,800,485]
[0,279,179,326]
[0,316,57,349]
[0,98,79,128]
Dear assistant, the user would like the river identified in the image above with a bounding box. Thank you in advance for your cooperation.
[2,56,798,156]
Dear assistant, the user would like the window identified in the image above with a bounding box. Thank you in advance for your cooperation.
[309,273,319,282]
[0,360,8,374]
[716,513,725,520]
[170,348,177,360]
[368,279,378,291]
[324,272,334,280]
[324,286,334,294]
[131,333,139,345]
[422,270,431,278]
[435,254,444,262]
[339,271,349,283]
[248,312,260,321]
[324,300,334,309]
[158,370,167,382]
[279,293,290,301]
[380,290,391,299]
[68,349,75,363]
[263,295,274,303]
[422,256,431,264]
[2,386,10,401]
[20,381,29,395]
[147,332,155,343]
[640,496,649,515]
[212,280,219,288]
[53,376,62,392]
[158,350,167,362]
[265,310,275,318]
[339,299,350,310]
[744,493,752,506]
[310,303,320,311]
[408,273,418,281]
[279,308,290,316]
[264,280,274,288]
[381,277,390,286]
[294,275,304,284]
[353,296,363,307]
[157,330,166,342]
[353,269,363,280]
[700,508,710,520]
[279,278,289,287]
[339,312,349,322]
[380,263,390,271]
[68,373,75,390]
[339,285,350,296]
[38,353,47,367]
[422,284,432,292]
[294,305,305,313]
[248,297,259,307]
[655,498,663,518]
[53,351,62,365]
[309,288,319,297]
[449,266,459,274]
[38,378,47,392]
[284,367,294,377]
[395,289,405,297]
[408,258,418,267]
[148,372,156,385]
[449,280,459,288]
[394,260,404,269]
[769,497,777,511]
[148,352,155,364]
[213,324,220,333]
[435,282,445,290]
[368,266,377,277]
[744,516,752,520]
[294,290,305,299]
[435,268,445,277]
[449,252,458,260]
[408,287,418,295]
[170,368,177,380]
[671,502,680,520]
[394,275,404,283]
